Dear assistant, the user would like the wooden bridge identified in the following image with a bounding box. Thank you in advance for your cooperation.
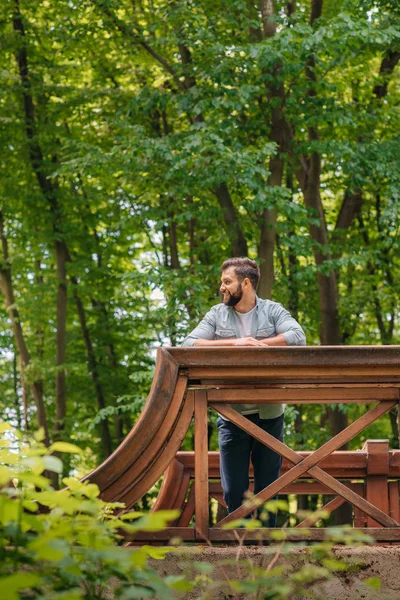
[86,346,400,543]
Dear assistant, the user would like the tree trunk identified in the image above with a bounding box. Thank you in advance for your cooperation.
[13,1,68,442]
[257,0,285,299]
[214,183,248,257]
[53,240,68,438]
[72,282,113,458]
[0,211,49,443]
[302,152,342,345]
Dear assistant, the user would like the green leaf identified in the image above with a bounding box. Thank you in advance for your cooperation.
[0,422,14,434]
[365,576,381,589]
[0,466,12,486]
[141,545,176,560]
[49,442,83,454]
[43,455,63,474]
[165,576,194,592]
[322,558,349,572]
[0,573,41,599]
[33,428,46,442]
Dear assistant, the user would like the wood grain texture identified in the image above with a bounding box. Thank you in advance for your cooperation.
[208,387,400,403]
[174,450,400,477]
[152,458,185,512]
[194,390,209,541]
[169,346,400,368]
[389,481,400,522]
[296,496,346,528]
[208,528,400,542]
[177,483,195,527]
[117,389,194,508]
[85,348,179,490]
[100,376,189,502]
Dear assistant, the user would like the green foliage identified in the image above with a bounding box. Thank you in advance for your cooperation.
[0,424,181,599]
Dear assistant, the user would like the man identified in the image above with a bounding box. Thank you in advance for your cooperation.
[182,257,306,525]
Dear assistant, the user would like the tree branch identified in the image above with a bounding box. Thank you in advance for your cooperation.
[89,0,186,91]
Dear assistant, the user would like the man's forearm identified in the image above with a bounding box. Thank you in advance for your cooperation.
[261,334,288,346]
[193,338,237,346]
[192,337,279,347]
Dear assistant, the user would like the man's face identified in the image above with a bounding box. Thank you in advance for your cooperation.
[220,267,243,307]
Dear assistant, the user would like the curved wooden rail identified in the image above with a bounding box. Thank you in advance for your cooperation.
[84,348,193,505]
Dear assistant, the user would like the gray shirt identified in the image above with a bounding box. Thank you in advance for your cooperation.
[182,296,306,419]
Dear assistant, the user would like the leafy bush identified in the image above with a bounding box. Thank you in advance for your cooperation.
[0,422,182,599]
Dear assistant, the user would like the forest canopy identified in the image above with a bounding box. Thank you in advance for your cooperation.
[0,0,399,466]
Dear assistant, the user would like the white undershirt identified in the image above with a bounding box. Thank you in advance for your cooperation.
[234,305,258,415]
[235,305,256,338]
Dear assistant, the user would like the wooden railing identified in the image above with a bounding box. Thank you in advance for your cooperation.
[85,346,400,543]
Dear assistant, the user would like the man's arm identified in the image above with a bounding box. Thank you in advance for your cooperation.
[182,307,265,347]
[261,333,288,347]
[260,304,306,347]
[182,308,217,347]
[194,337,265,347]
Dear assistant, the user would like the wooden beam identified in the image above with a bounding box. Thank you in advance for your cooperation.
[208,528,400,542]
[208,387,399,403]
[195,390,209,541]
[296,496,346,528]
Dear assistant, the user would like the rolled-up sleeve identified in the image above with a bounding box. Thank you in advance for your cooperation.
[182,308,217,346]
[271,303,306,346]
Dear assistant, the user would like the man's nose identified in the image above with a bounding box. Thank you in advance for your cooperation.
[220,284,226,293]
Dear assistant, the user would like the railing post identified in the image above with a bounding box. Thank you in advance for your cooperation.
[363,439,389,527]
[389,481,400,523]
[194,389,209,540]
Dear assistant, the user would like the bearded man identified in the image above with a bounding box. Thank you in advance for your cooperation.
[182,257,306,525]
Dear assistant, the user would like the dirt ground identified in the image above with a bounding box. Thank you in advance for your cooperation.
[148,545,400,599]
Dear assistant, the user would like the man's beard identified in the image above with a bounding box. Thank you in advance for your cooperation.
[223,283,243,307]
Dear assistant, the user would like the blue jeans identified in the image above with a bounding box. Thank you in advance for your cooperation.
[216,412,284,527]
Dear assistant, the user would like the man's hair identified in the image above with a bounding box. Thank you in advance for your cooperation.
[221,257,260,290]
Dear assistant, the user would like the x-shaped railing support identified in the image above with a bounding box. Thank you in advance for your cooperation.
[211,400,399,528]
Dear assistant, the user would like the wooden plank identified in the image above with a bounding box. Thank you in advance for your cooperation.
[117,390,194,508]
[152,458,185,512]
[364,440,390,475]
[177,483,195,527]
[176,449,400,477]
[194,390,209,541]
[87,347,180,491]
[102,376,188,502]
[353,483,367,528]
[128,528,196,542]
[195,383,400,389]
[366,476,389,528]
[169,346,400,368]
[364,440,390,528]
[188,367,400,382]
[209,480,343,496]
[389,481,400,522]
[208,528,400,542]
[208,387,399,403]
[172,472,191,514]
[212,402,399,528]
[296,496,346,528]
[210,493,227,508]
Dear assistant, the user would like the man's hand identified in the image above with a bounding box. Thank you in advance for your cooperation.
[232,337,266,346]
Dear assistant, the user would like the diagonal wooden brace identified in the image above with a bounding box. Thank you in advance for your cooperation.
[212,401,399,528]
